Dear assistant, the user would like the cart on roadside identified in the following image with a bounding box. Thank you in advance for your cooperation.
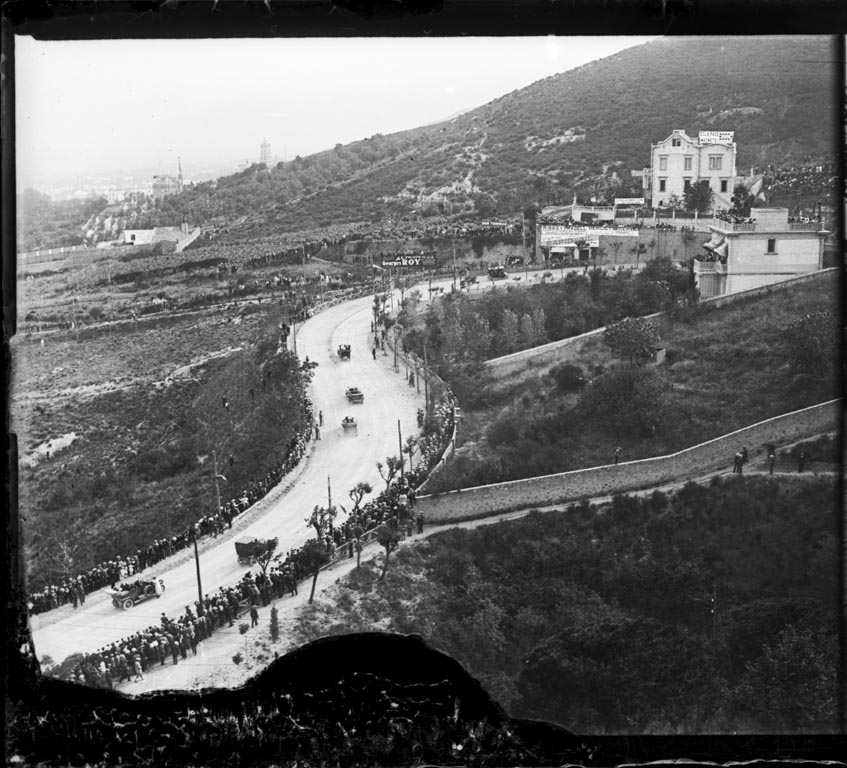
[105,578,164,610]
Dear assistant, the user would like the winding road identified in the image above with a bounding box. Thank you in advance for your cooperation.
[29,290,426,665]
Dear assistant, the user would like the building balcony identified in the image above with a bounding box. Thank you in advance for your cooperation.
[711,219,756,232]
[788,221,822,232]
[693,258,727,274]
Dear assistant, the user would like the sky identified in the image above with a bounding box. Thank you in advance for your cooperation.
[16,36,657,191]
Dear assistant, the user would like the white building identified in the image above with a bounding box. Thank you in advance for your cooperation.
[649,129,737,211]
[693,207,827,298]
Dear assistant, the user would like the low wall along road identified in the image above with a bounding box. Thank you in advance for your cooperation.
[417,399,841,523]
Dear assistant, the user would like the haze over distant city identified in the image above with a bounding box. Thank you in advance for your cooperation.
[16,36,656,197]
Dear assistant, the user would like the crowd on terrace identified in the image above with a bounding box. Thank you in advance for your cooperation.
[45,399,458,690]
[763,162,837,198]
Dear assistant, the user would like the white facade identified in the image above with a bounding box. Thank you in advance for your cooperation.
[649,129,736,210]
[693,208,827,297]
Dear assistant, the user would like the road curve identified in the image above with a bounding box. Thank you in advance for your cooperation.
[30,291,426,665]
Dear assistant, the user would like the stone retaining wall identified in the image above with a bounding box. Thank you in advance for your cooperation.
[417,399,841,523]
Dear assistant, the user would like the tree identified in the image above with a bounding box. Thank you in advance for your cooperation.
[684,180,714,215]
[300,538,331,604]
[305,505,337,542]
[348,481,373,515]
[375,524,402,580]
[730,184,756,217]
[607,238,625,265]
[580,365,671,438]
[254,538,279,577]
[402,437,419,470]
[783,311,839,379]
[729,625,838,731]
[376,456,403,490]
[603,317,661,365]
[497,309,520,354]
[629,242,647,267]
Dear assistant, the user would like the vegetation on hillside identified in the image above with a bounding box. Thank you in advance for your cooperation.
[413,270,839,491]
[293,476,840,733]
[17,189,107,252]
[23,36,830,246]
[17,320,313,589]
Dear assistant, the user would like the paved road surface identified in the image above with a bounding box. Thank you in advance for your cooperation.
[30,290,425,665]
[28,265,607,664]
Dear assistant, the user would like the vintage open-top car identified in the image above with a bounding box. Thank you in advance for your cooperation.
[342,416,358,432]
[105,578,164,610]
[235,537,274,565]
[345,387,364,403]
[337,344,352,360]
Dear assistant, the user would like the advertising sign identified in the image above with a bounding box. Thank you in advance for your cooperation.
[614,198,645,206]
[380,254,437,268]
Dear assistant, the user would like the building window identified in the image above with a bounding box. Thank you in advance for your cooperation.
[720,179,728,193]
[709,155,722,171]
[683,179,691,191]
[766,238,777,254]
[659,179,666,192]
[659,156,668,171]
[130,234,136,242]
[672,138,681,147]
[684,156,692,170]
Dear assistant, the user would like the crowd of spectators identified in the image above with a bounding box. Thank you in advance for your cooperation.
[762,162,837,199]
[26,431,311,616]
[47,394,458,689]
[714,209,758,225]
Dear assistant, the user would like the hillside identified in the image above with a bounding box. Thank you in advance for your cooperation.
[416,270,840,492]
[292,475,840,733]
[141,36,834,235]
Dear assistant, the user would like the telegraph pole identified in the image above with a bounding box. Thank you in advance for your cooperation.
[191,525,204,616]
[398,420,405,482]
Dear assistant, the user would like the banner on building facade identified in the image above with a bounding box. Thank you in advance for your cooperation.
[614,198,645,206]
[380,253,437,268]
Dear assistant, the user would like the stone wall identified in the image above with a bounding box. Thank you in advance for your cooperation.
[417,399,841,523]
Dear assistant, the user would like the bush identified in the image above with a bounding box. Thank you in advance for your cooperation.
[549,363,585,392]
[232,653,243,665]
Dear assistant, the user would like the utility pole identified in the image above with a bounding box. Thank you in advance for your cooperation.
[423,342,429,415]
[398,420,405,482]
[191,525,204,616]
[451,237,457,292]
[212,450,224,515]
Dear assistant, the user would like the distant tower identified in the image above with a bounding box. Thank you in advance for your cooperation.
[260,138,272,165]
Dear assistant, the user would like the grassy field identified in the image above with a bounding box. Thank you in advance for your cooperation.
[428,272,841,491]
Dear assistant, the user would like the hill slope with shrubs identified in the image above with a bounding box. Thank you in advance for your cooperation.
[408,269,840,492]
[293,475,840,733]
[130,36,835,234]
